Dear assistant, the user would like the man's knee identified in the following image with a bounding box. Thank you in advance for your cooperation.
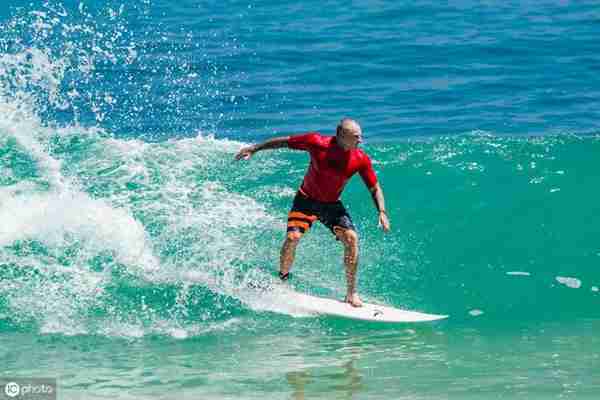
[286,230,303,242]
[336,228,358,246]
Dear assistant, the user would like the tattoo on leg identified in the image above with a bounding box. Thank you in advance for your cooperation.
[344,244,358,294]
[340,230,359,296]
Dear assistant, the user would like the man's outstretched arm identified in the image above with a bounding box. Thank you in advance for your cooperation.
[235,136,291,160]
[369,183,390,232]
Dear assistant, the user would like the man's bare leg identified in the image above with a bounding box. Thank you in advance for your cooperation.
[279,231,302,278]
[336,228,363,307]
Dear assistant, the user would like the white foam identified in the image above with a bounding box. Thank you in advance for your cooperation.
[0,120,309,332]
[0,7,293,336]
[506,271,531,276]
[556,276,582,289]
[257,186,296,199]
[96,317,243,339]
[5,257,107,337]
[0,189,158,271]
[0,47,290,336]
[236,284,316,318]
[97,322,145,338]
[469,309,484,316]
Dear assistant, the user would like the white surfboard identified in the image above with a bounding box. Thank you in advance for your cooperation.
[244,278,447,322]
[285,289,447,323]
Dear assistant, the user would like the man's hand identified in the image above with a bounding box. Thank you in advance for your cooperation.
[378,211,390,232]
[369,183,390,232]
[235,145,256,161]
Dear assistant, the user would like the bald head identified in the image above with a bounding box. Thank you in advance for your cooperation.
[335,118,363,150]
[336,118,362,137]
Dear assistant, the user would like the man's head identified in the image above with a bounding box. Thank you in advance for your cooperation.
[336,118,363,151]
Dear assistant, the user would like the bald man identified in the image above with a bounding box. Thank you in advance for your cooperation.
[235,119,390,307]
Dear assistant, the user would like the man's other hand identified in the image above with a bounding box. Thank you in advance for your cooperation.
[235,146,255,161]
[378,211,390,232]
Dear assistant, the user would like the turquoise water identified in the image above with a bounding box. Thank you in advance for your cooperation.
[1,1,600,399]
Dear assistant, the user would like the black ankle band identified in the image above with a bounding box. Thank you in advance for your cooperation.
[279,271,290,281]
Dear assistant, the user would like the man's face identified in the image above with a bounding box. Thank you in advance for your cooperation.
[340,129,362,150]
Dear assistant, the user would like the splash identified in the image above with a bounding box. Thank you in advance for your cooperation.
[0,0,240,138]
[0,1,294,337]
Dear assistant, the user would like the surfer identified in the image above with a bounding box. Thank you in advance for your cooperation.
[235,118,390,307]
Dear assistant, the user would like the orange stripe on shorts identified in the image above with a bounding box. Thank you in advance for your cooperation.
[287,220,310,230]
[288,211,317,222]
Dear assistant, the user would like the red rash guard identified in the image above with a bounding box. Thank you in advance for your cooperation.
[287,132,378,203]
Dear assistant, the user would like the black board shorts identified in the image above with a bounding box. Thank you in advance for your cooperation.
[286,191,356,237]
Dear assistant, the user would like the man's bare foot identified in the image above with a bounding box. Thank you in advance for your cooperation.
[344,293,363,307]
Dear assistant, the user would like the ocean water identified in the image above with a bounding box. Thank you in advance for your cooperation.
[1,1,600,399]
